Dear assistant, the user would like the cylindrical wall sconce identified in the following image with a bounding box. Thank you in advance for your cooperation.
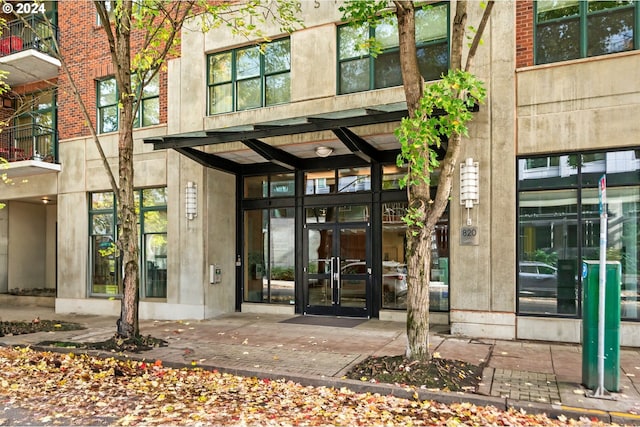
[460,158,479,225]
[185,181,197,220]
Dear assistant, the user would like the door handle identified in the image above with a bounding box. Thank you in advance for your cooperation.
[335,256,341,302]
[333,256,340,282]
[329,257,335,304]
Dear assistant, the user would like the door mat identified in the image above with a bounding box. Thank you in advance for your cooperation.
[280,316,367,328]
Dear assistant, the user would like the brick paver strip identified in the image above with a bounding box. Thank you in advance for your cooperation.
[490,369,561,404]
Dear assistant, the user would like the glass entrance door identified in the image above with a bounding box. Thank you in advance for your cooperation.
[305,223,370,317]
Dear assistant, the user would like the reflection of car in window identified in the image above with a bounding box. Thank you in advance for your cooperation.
[519,261,558,297]
[340,261,408,301]
[381,261,407,301]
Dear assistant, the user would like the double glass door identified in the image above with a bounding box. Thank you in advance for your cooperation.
[305,222,370,317]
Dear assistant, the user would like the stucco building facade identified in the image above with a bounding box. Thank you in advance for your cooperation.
[0,1,638,347]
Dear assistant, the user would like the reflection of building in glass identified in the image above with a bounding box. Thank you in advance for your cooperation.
[381,202,449,311]
[518,150,639,320]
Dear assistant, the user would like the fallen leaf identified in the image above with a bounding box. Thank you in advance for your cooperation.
[0,347,604,427]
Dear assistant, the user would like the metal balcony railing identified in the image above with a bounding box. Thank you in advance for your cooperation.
[0,15,59,57]
[0,124,58,162]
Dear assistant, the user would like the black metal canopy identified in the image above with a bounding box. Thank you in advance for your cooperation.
[144,102,410,174]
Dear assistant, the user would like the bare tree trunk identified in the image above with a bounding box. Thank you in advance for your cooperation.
[106,0,140,339]
[395,0,493,361]
[405,216,433,360]
[117,99,140,338]
[394,0,435,362]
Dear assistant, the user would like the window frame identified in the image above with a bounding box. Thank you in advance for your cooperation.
[207,37,291,115]
[88,188,168,299]
[517,149,640,321]
[304,167,373,195]
[96,77,119,134]
[133,75,161,128]
[96,75,160,134]
[534,0,640,65]
[89,192,119,297]
[336,2,450,95]
[14,88,57,129]
[96,1,113,26]
[96,1,143,26]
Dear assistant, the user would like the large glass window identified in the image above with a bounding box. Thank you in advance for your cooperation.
[97,78,118,133]
[90,192,118,296]
[244,173,295,199]
[381,202,449,311]
[13,89,56,160]
[535,0,637,65]
[337,3,449,94]
[244,208,295,304]
[137,188,168,298]
[208,38,291,115]
[518,150,640,321]
[89,188,168,298]
[97,75,160,133]
[519,189,579,315]
[134,75,160,128]
[305,167,371,195]
[382,164,408,190]
[242,171,296,305]
[15,90,55,129]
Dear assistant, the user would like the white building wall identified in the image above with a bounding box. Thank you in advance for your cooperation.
[8,202,47,291]
[448,1,517,339]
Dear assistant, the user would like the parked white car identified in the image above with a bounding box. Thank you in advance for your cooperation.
[519,261,558,297]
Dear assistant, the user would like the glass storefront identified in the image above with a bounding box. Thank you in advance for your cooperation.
[89,188,167,298]
[244,208,296,304]
[518,150,640,321]
[381,202,449,311]
[241,166,450,315]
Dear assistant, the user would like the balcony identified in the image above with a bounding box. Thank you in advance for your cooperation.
[0,15,60,86]
[0,124,61,177]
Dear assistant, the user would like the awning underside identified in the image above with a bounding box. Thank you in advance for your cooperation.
[144,102,411,174]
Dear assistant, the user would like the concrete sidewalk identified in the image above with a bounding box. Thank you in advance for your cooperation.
[1,303,640,425]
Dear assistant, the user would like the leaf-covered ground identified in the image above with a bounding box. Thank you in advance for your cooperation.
[38,334,168,353]
[0,347,615,426]
[0,320,84,337]
[345,354,483,392]
[0,318,166,353]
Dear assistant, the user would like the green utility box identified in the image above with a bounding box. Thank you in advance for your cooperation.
[581,260,621,392]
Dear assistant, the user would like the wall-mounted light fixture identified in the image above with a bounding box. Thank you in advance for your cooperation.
[460,158,479,225]
[185,181,197,220]
[315,146,333,158]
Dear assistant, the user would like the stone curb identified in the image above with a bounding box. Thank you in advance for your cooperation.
[3,342,640,425]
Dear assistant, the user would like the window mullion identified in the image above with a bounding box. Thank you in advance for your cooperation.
[232,50,238,112]
[636,1,640,50]
[261,50,266,108]
[580,0,588,58]
[369,25,376,90]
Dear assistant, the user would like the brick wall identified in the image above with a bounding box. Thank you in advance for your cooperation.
[57,2,169,140]
[516,0,534,68]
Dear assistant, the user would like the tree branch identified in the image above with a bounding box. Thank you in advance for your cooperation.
[450,0,468,71]
[14,8,119,193]
[465,1,495,72]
